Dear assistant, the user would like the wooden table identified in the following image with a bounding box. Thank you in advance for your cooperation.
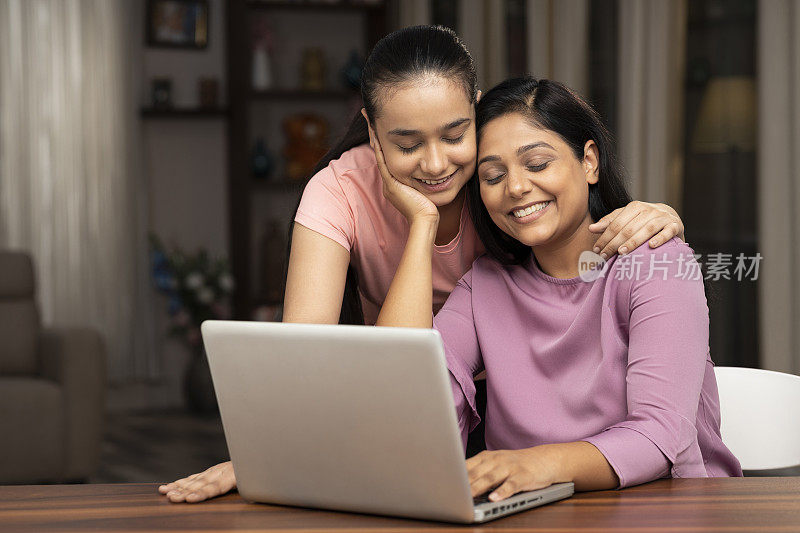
[2,478,799,532]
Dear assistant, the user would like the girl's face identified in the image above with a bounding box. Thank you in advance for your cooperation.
[366,76,477,207]
[476,113,599,247]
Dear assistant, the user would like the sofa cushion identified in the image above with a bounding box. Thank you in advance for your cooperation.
[0,301,39,375]
[0,377,63,483]
[0,252,34,298]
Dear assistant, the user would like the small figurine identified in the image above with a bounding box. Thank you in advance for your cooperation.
[283,114,329,181]
[301,47,326,91]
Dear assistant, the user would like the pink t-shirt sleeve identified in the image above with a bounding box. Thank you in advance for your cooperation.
[294,163,355,251]
[583,241,711,488]
[433,270,483,450]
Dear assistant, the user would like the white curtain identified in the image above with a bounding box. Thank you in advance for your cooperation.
[617,0,686,208]
[757,0,800,374]
[525,0,589,96]
[0,0,156,380]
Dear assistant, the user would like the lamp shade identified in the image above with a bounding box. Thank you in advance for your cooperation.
[691,76,756,153]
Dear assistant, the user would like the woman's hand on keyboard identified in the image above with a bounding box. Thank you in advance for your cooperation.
[158,461,237,503]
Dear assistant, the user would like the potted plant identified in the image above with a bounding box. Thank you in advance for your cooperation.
[149,234,234,413]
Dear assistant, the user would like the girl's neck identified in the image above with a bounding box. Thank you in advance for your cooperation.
[434,188,466,246]
[532,213,600,279]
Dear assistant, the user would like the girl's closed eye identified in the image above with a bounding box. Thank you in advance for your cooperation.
[397,143,421,154]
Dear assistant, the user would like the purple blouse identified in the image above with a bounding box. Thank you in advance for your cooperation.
[434,238,742,488]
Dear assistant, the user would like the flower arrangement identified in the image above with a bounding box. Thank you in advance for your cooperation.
[149,234,234,350]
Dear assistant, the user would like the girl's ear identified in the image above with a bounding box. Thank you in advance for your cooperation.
[476,89,482,103]
[583,140,600,185]
[361,108,376,145]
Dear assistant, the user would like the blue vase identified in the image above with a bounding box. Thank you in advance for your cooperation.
[252,137,274,180]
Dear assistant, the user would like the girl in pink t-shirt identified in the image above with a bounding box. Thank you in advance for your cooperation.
[160,25,686,504]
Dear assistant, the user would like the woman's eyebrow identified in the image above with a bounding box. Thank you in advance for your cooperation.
[477,155,500,166]
[517,141,555,155]
[387,118,471,137]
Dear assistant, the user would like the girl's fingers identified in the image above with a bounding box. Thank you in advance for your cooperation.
[591,207,642,256]
[595,212,643,259]
[614,215,675,255]
[587,207,621,234]
[648,222,683,248]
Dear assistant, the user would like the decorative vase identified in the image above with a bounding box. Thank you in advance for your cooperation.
[252,45,273,90]
[183,347,218,414]
[252,137,274,180]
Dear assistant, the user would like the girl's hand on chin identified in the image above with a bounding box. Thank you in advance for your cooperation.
[466,447,562,502]
[370,138,439,225]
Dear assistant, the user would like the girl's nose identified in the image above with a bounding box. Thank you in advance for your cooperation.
[419,144,447,176]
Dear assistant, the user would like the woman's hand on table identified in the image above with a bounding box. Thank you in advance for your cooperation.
[467,447,562,502]
[588,201,685,259]
[158,461,236,503]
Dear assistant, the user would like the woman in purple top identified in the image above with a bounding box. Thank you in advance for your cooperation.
[372,77,742,501]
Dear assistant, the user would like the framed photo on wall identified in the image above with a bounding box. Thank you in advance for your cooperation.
[146,0,209,49]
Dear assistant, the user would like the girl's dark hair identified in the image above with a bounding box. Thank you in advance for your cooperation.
[284,25,477,324]
[467,77,632,265]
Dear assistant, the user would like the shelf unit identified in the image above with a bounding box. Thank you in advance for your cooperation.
[140,107,229,119]
[226,0,388,319]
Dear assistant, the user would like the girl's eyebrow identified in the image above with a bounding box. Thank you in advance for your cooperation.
[477,155,500,167]
[387,118,471,137]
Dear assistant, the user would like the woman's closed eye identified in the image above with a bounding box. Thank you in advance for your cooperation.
[442,132,466,144]
[526,162,549,172]
[483,172,505,185]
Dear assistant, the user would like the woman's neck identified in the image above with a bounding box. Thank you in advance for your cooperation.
[532,213,600,279]
[434,188,465,246]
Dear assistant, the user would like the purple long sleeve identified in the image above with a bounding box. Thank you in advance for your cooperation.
[433,238,742,488]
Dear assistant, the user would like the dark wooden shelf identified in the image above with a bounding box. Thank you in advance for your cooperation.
[250,178,306,191]
[251,88,357,101]
[140,107,229,119]
[246,0,385,12]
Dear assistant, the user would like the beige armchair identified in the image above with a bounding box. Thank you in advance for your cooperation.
[0,251,106,483]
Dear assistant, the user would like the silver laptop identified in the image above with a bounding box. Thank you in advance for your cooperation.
[201,320,574,524]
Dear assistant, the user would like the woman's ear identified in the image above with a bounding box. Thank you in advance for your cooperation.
[583,140,600,185]
[476,89,482,104]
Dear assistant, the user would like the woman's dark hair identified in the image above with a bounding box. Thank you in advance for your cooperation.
[467,77,632,265]
[284,25,477,324]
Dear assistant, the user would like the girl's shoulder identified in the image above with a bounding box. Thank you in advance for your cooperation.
[324,144,378,180]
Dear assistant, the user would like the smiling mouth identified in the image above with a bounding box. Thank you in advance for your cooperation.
[415,169,457,186]
[511,201,551,218]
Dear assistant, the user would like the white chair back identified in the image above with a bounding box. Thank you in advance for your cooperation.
[714,366,800,471]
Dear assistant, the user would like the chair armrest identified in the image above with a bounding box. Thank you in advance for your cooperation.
[40,327,106,480]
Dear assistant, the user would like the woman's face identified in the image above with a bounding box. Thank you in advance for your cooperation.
[476,113,599,247]
[366,76,477,207]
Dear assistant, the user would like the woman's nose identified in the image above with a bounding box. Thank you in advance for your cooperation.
[419,144,447,176]
[506,170,533,198]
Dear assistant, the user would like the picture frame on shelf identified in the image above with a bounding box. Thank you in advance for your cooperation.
[146,0,209,49]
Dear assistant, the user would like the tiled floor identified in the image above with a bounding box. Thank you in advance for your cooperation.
[91,410,229,485]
